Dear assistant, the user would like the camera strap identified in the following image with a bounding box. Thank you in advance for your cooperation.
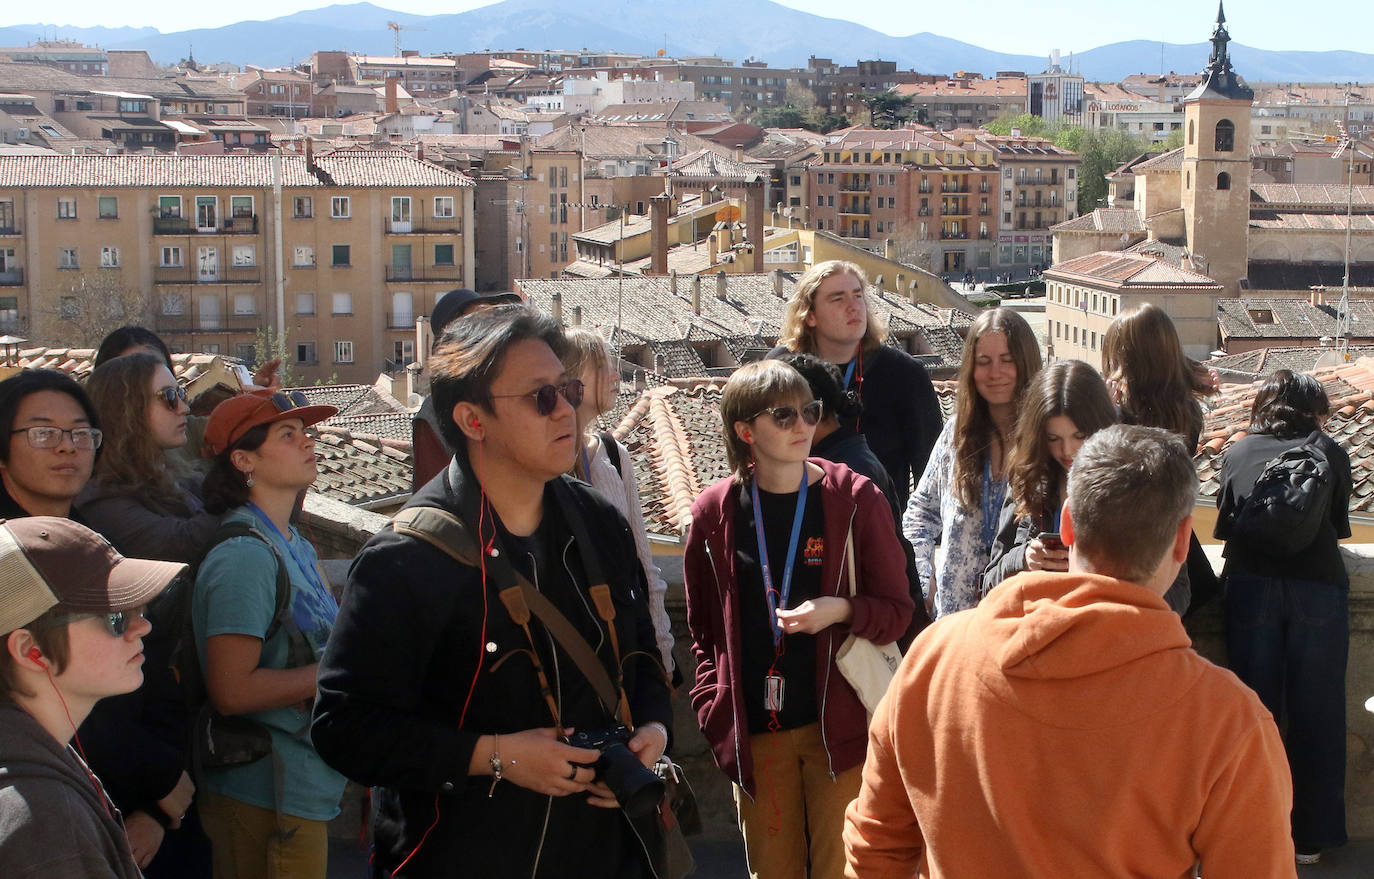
[391,503,628,725]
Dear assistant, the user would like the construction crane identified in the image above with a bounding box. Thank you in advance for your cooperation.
[386,21,426,57]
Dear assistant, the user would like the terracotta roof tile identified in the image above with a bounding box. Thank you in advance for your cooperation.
[0,153,473,188]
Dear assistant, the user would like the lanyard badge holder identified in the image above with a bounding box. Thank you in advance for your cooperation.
[751,469,808,715]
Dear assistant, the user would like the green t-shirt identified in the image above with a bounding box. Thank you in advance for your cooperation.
[192,506,346,821]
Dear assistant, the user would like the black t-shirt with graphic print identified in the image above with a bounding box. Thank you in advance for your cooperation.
[734,482,825,735]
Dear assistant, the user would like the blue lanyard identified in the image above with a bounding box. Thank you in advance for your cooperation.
[750,469,809,647]
[980,457,1007,548]
[245,502,327,597]
[842,358,857,388]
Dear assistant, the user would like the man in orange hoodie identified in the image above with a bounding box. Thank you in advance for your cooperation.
[843,424,1296,879]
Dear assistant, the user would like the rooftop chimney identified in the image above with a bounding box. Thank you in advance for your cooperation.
[747,180,765,273]
[385,76,399,115]
[873,274,884,297]
[734,144,744,162]
[304,137,314,168]
[669,269,678,295]
[884,237,895,261]
[551,290,563,324]
[908,280,920,304]
[650,194,670,276]
[772,268,785,298]
[716,270,728,301]
[692,275,702,314]
[572,305,583,325]
[1310,287,1327,309]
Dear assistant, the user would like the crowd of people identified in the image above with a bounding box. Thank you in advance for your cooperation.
[0,265,1353,878]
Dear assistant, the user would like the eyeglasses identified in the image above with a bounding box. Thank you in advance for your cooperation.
[749,400,823,430]
[490,379,585,416]
[10,426,103,450]
[152,384,189,411]
[35,607,146,638]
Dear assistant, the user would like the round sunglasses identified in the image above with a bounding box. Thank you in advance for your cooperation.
[490,379,585,416]
[748,400,823,429]
[152,384,189,411]
[35,607,146,638]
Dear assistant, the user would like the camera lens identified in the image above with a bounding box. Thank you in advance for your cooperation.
[597,742,665,818]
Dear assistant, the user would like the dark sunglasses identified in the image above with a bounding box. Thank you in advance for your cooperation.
[749,400,823,429]
[153,384,189,411]
[37,607,146,638]
[491,379,585,416]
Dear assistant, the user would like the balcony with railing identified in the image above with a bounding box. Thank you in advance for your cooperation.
[0,225,20,237]
[385,264,464,283]
[917,207,931,216]
[839,200,871,215]
[387,311,417,329]
[154,313,263,334]
[940,231,970,240]
[0,268,23,286]
[153,216,259,235]
[388,217,463,235]
[153,265,262,285]
[223,215,259,234]
[941,183,968,193]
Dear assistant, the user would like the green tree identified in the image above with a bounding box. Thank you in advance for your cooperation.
[750,105,806,129]
[251,325,298,388]
[984,112,1054,138]
[1155,128,1185,151]
[859,90,914,129]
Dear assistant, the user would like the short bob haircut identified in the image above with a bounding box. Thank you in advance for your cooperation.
[950,307,1042,507]
[1249,368,1330,438]
[0,369,100,464]
[777,260,887,354]
[428,304,568,452]
[719,359,813,480]
[1067,424,1198,585]
[1008,360,1117,519]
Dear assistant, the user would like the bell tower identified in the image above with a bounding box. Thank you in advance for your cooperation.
[1181,2,1253,294]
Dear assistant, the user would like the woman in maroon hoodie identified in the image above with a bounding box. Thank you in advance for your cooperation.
[684,360,913,879]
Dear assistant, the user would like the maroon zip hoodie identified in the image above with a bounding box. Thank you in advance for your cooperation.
[683,457,913,797]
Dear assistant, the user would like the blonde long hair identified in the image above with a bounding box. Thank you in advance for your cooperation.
[777,260,887,353]
[560,326,614,480]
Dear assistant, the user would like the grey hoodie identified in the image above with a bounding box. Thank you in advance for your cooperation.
[0,701,141,879]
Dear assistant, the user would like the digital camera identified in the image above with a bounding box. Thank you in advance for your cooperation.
[567,723,665,818]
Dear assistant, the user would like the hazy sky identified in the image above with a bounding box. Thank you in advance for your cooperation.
[1,0,1363,55]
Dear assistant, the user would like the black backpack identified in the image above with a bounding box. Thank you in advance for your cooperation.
[1230,431,1334,556]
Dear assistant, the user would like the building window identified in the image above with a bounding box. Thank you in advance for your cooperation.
[391,196,412,227]
[57,198,77,219]
[232,245,256,267]
[1215,119,1235,152]
[331,196,350,218]
[59,248,77,269]
[234,343,256,363]
[333,340,354,363]
[434,196,455,218]
[230,196,254,219]
[1217,172,1231,190]
[294,197,313,218]
[332,245,350,267]
[331,293,352,315]
[98,196,118,219]
[296,292,315,315]
[294,246,314,266]
[158,195,182,218]
[100,247,120,268]
[296,342,317,364]
[161,246,182,267]
[233,293,256,315]
[434,244,454,266]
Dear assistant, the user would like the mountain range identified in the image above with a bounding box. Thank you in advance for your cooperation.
[2,0,1372,83]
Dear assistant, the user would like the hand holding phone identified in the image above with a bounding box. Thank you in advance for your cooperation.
[1028,532,1069,572]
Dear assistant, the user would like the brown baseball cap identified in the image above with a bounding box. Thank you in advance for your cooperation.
[203,389,338,456]
[0,517,187,634]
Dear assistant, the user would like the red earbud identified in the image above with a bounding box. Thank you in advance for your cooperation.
[743,431,752,442]
[471,418,480,428]
[28,647,45,669]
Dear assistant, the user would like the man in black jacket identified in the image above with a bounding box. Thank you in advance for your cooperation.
[769,260,942,508]
[313,305,672,878]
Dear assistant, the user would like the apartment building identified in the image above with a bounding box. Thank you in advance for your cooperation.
[806,129,999,274]
[229,69,314,117]
[892,77,1028,130]
[0,150,473,383]
[0,41,107,75]
[351,55,461,97]
[970,133,1079,268]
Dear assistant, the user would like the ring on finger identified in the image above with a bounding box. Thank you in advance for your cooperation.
[566,765,578,781]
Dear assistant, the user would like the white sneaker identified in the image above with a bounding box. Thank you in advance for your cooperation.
[1296,850,1321,865]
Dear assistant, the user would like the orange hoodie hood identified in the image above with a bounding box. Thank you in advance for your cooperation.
[969,571,1206,729]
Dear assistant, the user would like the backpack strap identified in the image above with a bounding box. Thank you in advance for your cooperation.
[599,430,622,475]
[204,521,313,669]
[390,504,624,722]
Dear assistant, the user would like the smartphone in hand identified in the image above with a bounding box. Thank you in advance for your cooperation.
[1037,532,1065,551]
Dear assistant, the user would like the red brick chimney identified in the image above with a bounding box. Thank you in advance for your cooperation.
[746,179,765,273]
[304,137,314,168]
[385,76,399,116]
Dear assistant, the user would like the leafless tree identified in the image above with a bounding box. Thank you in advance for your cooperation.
[39,270,156,348]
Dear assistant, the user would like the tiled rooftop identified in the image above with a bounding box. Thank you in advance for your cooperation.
[1251,184,1374,209]
[1133,148,1184,172]
[309,425,413,507]
[1219,296,1374,340]
[288,383,408,418]
[1046,252,1220,288]
[0,152,474,188]
[1204,345,1374,382]
[1051,207,1147,234]
[8,347,236,385]
[1244,261,1374,293]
